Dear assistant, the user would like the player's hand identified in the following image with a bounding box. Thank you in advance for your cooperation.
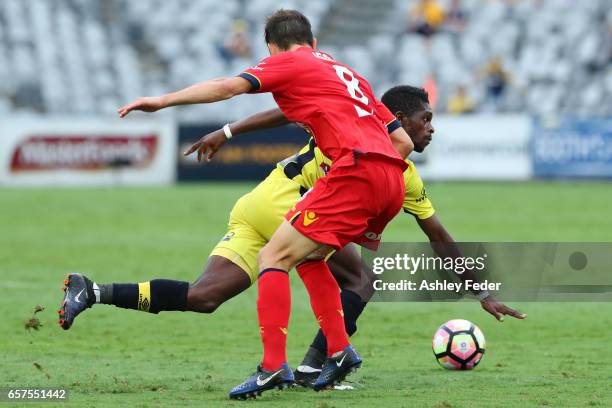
[117,97,165,118]
[480,296,527,322]
[183,129,228,162]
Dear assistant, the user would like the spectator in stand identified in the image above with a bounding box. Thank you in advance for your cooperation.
[444,0,467,35]
[479,56,511,111]
[447,85,475,114]
[217,19,252,66]
[408,0,446,38]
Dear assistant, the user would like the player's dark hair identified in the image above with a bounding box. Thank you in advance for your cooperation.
[381,85,430,116]
[264,9,314,50]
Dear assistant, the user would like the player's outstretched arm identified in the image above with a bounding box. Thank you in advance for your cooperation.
[118,77,252,118]
[184,108,289,161]
[416,215,527,322]
[228,107,289,133]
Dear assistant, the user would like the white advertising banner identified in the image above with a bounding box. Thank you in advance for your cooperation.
[0,117,176,186]
[415,115,532,180]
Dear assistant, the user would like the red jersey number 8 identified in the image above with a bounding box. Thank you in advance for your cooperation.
[333,65,371,117]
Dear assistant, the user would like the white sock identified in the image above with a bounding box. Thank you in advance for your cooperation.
[92,282,101,303]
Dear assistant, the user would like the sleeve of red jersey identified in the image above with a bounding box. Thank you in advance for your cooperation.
[237,53,295,93]
[375,99,401,134]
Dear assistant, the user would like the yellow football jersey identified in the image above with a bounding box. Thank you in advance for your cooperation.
[401,160,435,219]
[276,138,331,192]
[212,138,436,283]
[276,138,435,219]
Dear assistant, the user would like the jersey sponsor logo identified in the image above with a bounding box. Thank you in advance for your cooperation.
[415,187,428,203]
[222,231,235,242]
[303,211,319,226]
[364,231,382,241]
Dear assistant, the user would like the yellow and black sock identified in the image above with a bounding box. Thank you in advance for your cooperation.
[97,279,188,313]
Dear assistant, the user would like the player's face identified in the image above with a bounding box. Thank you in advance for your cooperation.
[401,103,434,153]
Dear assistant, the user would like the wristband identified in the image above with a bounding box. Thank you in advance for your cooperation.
[222,124,233,140]
[476,290,490,301]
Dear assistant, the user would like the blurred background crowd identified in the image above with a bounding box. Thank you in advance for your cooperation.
[0,0,610,122]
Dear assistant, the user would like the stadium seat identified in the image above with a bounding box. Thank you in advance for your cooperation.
[0,0,608,116]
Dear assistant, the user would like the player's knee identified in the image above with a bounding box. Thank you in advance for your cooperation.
[258,244,292,271]
[198,299,220,313]
[186,285,222,313]
[257,247,271,269]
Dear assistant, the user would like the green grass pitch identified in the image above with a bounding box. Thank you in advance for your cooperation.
[1,181,611,407]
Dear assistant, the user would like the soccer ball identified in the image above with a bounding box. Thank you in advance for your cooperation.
[432,319,486,370]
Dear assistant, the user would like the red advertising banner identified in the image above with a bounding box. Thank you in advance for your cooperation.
[10,135,158,171]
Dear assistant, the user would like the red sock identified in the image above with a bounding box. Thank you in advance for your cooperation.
[257,269,290,371]
[297,260,349,356]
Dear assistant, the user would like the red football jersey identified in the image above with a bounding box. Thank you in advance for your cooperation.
[239,47,405,168]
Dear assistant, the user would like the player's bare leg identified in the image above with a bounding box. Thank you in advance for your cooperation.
[58,255,250,330]
[327,244,376,302]
[187,256,251,312]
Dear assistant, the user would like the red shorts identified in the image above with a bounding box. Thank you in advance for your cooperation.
[285,155,406,250]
